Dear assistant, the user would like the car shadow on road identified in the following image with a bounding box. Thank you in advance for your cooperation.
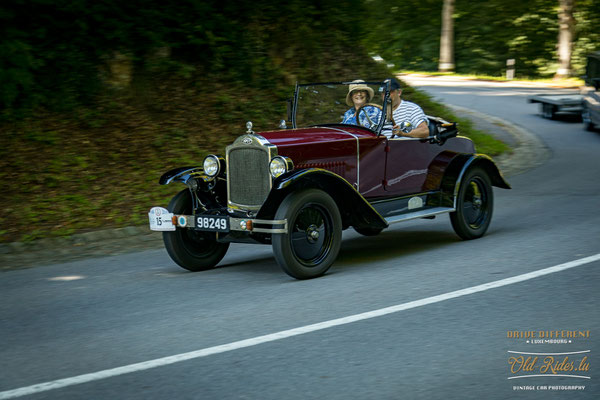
[336,229,460,267]
[215,229,461,275]
[219,255,278,269]
[209,229,464,277]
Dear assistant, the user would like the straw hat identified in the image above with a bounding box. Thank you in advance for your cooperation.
[346,80,374,106]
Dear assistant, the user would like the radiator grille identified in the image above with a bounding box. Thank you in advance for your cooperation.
[228,147,271,207]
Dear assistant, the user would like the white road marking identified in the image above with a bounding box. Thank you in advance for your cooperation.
[507,350,590,356]
[2,253,599,399]
[507,374,591,380]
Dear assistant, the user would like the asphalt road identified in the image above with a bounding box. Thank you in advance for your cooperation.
[1,77,599,399]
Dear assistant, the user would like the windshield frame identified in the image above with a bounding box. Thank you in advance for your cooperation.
[291,80,393,136]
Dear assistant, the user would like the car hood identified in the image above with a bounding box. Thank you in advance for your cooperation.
[256,126,375,147]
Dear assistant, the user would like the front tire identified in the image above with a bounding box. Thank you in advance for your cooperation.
[272,189,342,279]
[450,167,494,240]
[163,190,229,271]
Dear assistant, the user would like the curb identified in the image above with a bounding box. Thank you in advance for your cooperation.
[0,226,154,256]
[445,104,551,178]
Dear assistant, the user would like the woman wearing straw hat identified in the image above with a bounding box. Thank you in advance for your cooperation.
[341,80,382,129]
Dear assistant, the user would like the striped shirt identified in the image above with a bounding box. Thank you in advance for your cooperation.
[381,100,428,137]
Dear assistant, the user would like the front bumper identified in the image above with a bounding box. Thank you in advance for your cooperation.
[148,207,287,234]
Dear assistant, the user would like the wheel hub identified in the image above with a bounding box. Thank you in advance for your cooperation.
[306,224,320,243]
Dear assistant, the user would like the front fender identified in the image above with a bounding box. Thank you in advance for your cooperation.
[256,168,388,230]
[159,166,205,185]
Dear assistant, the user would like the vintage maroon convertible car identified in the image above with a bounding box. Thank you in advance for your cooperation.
[149,80,510,279]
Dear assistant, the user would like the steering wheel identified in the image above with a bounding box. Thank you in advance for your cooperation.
[355,103,383,128]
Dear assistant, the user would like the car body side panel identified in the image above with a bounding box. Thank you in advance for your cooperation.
[382,136,476,196]
[422,150,462,192]
[356,136,388,197]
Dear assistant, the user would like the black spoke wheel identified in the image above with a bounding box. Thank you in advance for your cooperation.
[450,167,494,240]
[272,189,342,279]
[163,190,229,271]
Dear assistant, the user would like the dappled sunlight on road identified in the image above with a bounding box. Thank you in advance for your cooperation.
[47,275,86,282]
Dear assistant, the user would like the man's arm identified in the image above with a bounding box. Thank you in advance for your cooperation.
[403,121,429,138]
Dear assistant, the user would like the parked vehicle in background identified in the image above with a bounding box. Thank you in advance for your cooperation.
[582,51,600,131]
[528,51,600,127]
[528,93,583,120]
[148,80,510,279]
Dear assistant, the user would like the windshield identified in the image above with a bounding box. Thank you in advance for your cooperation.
[293,81,391,133]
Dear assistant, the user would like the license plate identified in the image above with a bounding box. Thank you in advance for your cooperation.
[148,207,175,231]
[195,215,229,232]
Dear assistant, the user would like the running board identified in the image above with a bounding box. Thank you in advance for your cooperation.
[385,207,455,225]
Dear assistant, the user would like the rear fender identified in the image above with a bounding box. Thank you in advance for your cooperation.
[440,154,511,208]
[256,169,388,230]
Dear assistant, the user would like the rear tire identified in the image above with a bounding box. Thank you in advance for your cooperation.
[450,167,494,240]
[272,189,342,279]
[582,104,595,131]
[163,190,229,271]
[541,103,556,119]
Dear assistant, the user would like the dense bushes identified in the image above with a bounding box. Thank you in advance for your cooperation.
[0,0,371,114]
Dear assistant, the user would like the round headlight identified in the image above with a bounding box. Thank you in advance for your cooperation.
[203,155,220,177]
[269,157,287,178]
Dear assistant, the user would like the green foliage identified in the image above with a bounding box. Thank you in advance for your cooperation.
[2,0,599,114]
[0,0,369,113]
[366,0,442,71]
[573,0,600,73]
[366,0,600,77]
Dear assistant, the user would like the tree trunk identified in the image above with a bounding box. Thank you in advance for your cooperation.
[555,0,576,78]
[438,0,455,72]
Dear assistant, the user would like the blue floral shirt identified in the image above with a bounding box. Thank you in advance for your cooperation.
[342,105,382,129]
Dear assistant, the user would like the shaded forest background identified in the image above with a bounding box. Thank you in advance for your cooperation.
[0,0,597,242]
[3,0,599,114]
